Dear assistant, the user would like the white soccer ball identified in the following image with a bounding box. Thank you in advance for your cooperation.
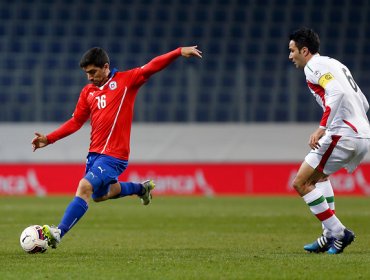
[20,225,48,254]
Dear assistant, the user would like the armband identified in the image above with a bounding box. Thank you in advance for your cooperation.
[318,73,334,88]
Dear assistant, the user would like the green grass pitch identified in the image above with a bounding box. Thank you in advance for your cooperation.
[1,196,370,279]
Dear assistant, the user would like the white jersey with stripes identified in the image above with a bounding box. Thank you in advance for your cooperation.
[304,54,370,138]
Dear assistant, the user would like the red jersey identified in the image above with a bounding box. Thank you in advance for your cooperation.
[47,48,182,160]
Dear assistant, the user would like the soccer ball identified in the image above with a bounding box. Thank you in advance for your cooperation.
[20,225,48,254]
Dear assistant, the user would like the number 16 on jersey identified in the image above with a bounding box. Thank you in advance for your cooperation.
[96,95,106,109]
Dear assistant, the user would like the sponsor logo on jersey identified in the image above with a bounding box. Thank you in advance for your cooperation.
[109,81,117,90]
[318,72,334,88]
[314,70,321,78]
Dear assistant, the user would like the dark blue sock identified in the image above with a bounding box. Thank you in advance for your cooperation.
[58,196,88,238]
[119,182,143,197]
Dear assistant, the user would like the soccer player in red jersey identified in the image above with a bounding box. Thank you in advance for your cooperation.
[31,46,202,248]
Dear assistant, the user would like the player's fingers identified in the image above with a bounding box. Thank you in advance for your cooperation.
[308,137,314,146]
[313,141,321,149]
[309,138,317,149]
[192,49,202,58]
[192,46,202,53]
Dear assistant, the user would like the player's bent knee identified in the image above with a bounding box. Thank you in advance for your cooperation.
[92,196,105,203]
[292,176,309,195]
[76,178,93,201]
[292,177,303,191]
[92,193,111,203]
[292,176,317,196]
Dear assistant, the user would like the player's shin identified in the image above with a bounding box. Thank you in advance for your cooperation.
[316,180,335,212]
[315,180,335,235]
[113,182,143,198]
[302,188,345,238]
[58,196,89,238]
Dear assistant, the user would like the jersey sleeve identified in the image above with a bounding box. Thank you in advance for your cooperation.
[305,62,344,128]
[72,87,91,123]
[360,91,369,113]
[46,88,90,144]
[132,48,182,86]
[46,117,85,144]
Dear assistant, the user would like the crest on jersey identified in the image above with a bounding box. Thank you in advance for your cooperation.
[109,81,117,90]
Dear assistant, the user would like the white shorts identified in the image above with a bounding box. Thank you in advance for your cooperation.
[305,134,370,175]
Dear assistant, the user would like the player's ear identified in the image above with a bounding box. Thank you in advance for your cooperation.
[103,63,110,75]
[302,47,310,56]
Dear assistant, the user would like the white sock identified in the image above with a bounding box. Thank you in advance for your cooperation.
[302,188,345,239]
[315,180,335,237]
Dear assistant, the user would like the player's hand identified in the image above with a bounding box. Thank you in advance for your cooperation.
[308,127,326,150]
[181,46,202,58]
[31,132,48,152]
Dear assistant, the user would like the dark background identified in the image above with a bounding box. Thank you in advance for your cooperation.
[0,0,368,123]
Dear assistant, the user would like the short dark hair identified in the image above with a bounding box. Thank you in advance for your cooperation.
[79,47,110,68]
[289,27,320,54]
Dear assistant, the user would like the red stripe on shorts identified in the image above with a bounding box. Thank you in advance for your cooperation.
[316,208,334,221]
[316,135,341,173]
[343,119,358,133]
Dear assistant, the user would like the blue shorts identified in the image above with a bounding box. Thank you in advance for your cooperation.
[84,152,128,200]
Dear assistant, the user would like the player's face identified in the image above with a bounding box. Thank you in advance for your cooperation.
[83,63,110,87]
[288,40,307,69]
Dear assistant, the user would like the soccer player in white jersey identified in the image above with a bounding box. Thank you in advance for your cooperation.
[288,27,370,254]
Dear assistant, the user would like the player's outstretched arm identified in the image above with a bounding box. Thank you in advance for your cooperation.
[142,46,202,78]
[31,116,85,152]
[181,46,202,58]
[32,132,48,152]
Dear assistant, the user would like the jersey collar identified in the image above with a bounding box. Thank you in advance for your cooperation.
[108,68,118,78]
[98,68,118,90]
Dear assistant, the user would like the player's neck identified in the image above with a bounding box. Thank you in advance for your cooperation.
[305,52,319,64]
